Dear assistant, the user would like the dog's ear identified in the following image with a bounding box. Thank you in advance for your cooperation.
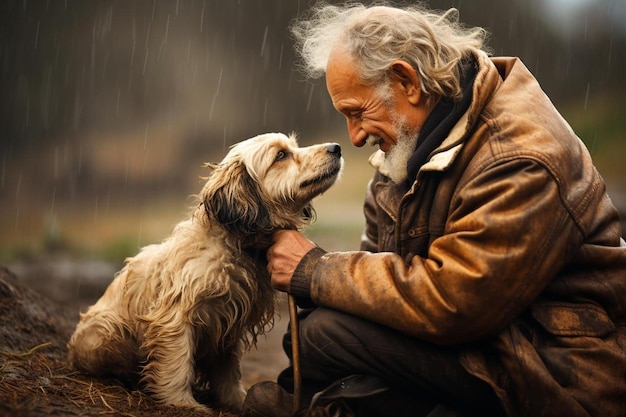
[203,161,271,236]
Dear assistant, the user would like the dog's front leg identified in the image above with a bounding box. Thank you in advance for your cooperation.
[207,341,247,412]
[140,317,203,409]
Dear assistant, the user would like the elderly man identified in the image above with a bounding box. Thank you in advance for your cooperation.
[243,3,626,417]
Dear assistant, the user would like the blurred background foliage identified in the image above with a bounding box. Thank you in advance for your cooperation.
[1,0,624,263]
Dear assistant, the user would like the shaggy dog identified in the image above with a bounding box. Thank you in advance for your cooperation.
[67,132,343,411]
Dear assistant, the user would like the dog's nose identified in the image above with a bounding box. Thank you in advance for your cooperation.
[327,143,341,157]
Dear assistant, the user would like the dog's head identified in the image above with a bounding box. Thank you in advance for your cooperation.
[200,132,343,243]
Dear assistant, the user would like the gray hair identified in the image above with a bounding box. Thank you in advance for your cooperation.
[290,2,490,101]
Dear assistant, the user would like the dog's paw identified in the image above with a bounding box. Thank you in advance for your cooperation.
[219,383,247,412]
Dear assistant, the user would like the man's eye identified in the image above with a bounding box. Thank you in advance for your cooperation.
[349,111,363,120]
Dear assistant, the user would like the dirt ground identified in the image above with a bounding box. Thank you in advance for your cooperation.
[0,264,290,417]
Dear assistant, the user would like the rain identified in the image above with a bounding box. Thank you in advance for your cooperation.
[0,0,625,412]
[3,0,622,256]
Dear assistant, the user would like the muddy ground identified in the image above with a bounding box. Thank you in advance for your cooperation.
[0,264,290,417]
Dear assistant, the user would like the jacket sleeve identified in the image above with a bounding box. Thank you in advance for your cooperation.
[289,246,326,307]
[309,159,583,345]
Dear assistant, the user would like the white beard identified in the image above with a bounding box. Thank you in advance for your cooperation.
[372,115,419,184]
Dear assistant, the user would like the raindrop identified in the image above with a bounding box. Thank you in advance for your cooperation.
[200,1,206,33]
[157,38,165,62]
[157,14,170,62]
[260,26,268,56]
[584,83,590,110]
[34,21,40,50]
[130,18,136,69]
[164,14,170,49]
[50,186,57,217]
[209,68,223,120]
[145,21,152,50]
[142,47,150,75]
[306,84,315,112]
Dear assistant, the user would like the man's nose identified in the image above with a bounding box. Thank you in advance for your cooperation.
[347,119,367,147]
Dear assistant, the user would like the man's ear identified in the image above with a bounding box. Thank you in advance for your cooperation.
[389,60,422,105]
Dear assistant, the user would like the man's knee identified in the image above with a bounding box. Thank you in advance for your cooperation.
[301,308,358,343]
[298,308,366,365]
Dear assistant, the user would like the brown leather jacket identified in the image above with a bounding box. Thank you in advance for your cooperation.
[299,52,626,416]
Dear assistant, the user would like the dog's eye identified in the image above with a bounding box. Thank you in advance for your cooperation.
[275,150,288,162]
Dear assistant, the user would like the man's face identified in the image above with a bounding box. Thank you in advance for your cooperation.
[326,55,396,152]
[326,52,422,154]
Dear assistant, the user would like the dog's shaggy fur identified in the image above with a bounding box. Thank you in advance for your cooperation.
[67,132,343,411]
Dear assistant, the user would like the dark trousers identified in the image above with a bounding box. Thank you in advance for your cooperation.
[278,307,504,417]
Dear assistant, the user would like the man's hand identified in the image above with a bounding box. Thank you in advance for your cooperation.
[267,229,316,292]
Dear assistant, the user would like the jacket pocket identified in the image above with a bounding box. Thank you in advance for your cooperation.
[530,302,615,337]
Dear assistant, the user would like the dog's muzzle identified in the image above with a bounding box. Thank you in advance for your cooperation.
[299,144,342,189]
